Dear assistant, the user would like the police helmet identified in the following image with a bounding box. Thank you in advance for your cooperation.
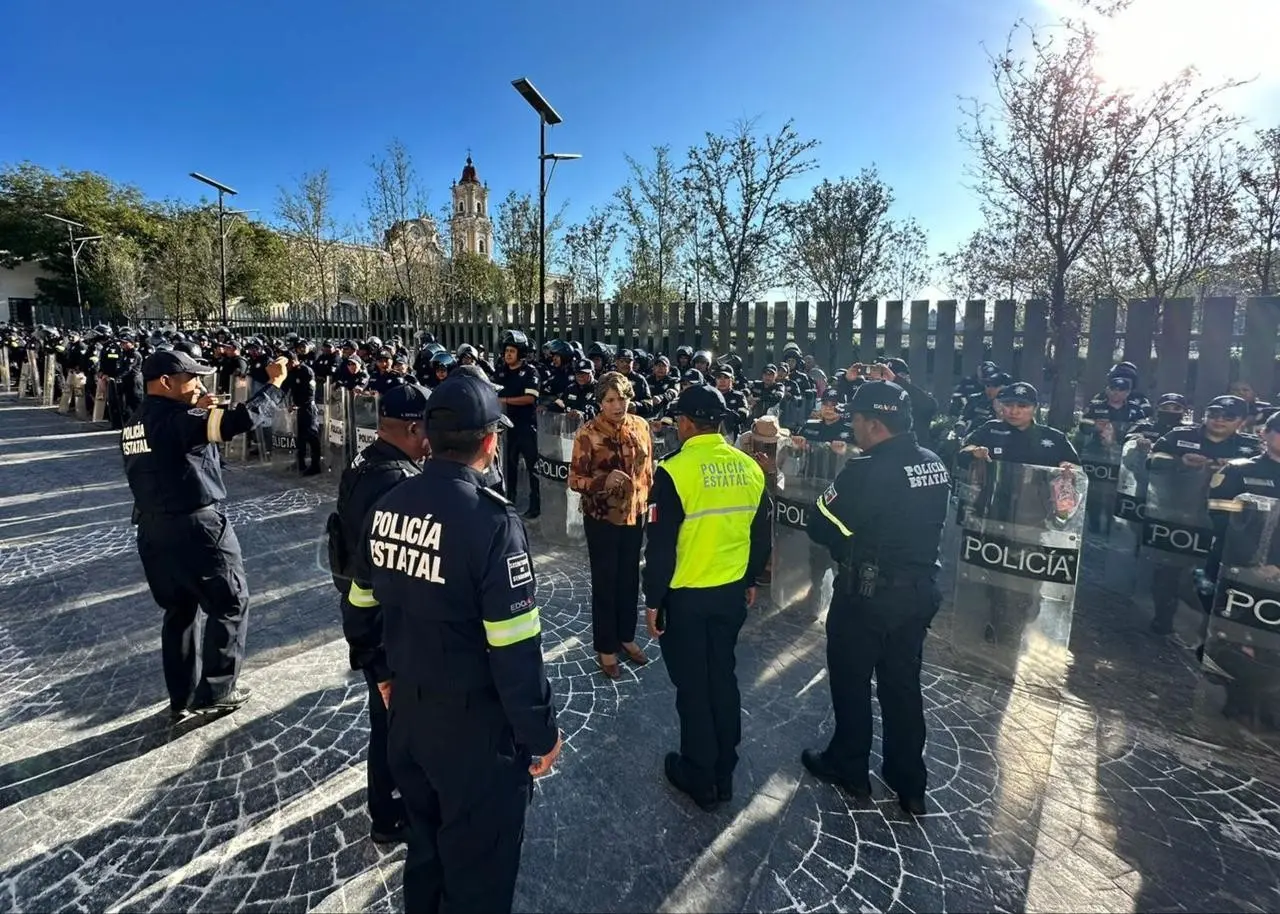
[585,340,610,361]
[570,341,585,359]
[456,343,479,361]
[782,341,803,359]
[418,330,437,346]
[366,335,384,351]
[500,329,530,355]
[548,339,575,360]
[675,345,694,361]
[425,342,446,357]
[430,350,457,373]
[692,349,712,368]
[285,331,299,343]
[174,340,203,360]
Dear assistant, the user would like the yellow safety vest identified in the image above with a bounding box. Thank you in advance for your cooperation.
[662,433,765,589]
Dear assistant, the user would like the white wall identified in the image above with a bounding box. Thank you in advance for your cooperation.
[0,261,49,323]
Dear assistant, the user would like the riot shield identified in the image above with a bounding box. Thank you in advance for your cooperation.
[1103,436,1150,592]
[1076,420,1127,539]
[534,411,584,545]
[18,352,40,400]
[222,378,253,462]
[91,376,109,422]
[650,420,680,461]
[769,441,850,616]
[1138,462,1215,636]
[57,372,74,414]
[41,355,56,408]
[948,461,1087,686]
[1199,495,1280,733]
[0,346,10,392]
[352,392,380,458]
[69,371,88,419]
[324,383,350,469]
[270,408,299,472]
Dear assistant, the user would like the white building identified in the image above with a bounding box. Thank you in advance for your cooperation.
[0,258,45,324]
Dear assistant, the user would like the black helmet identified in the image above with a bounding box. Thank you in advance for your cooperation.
[692,349,712,367]
[366,336,384,351]
[500,329,530,355]
[174,340,203,360]
[456,343,479,361]
[430,350,457,372]
[418,330,436,346]
[586,341,610,360]
[675,345,694,362]
[548,339,575,359]
[782,341,802,360]
[424,342,446,357]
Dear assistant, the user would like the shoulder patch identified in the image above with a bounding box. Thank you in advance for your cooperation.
[187,408,208,417]
[1227,457,1255,467]
[1210,471,1226,489]
[479,485,514,508]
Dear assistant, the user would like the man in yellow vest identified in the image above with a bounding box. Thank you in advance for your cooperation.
[644,383,773,810]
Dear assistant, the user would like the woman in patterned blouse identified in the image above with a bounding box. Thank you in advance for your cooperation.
[568,371,655,679]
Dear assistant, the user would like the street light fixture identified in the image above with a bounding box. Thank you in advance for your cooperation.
[43,214,102,327]
[512,77,578,343]
[189,171,239,325]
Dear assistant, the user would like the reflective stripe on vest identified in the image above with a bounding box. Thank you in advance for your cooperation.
[663,433,765,589]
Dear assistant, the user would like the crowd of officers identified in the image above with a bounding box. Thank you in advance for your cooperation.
[8,314,1280,914]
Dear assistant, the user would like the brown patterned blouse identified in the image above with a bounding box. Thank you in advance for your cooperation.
[568,412,654,525]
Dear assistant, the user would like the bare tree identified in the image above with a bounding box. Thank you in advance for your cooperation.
[683,117,818,305]
[276,169,341,316]
[563,207,619,310]
[615,145,688,325]
[780,170,895,310]
[365,139,438,320]
[961,19,1239,425]
[1239,127,1280,295]
[494,191,539,324]
[881,218,933,302]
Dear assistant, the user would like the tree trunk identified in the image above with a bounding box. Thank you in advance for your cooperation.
[1046,268,1080,430]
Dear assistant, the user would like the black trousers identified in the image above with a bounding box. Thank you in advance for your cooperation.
[502,428,540,508]
[583,516,643,653]
[824,581,936,798]
[1151,566,1185,628]
[296,408,322,471]
[362,668,403,830]
[388,684,532,914]
[661,585,748,794]
[136,507,250,710]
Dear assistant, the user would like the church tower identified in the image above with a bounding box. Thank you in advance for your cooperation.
[450,154,494,261]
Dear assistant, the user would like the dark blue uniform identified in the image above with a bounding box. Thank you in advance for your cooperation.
[121,378,284,714]
[364,459,558,913]
[284,361,322,473]
[495,361,542,514]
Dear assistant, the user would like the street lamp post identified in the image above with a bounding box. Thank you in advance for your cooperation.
[511,77,579,344]
[43,214,102,328]
[189,172,238,325]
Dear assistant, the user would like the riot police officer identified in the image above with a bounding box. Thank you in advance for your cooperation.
[122,349,288,718]
[644,384,773,810]
[335,384,428,845]
[364,372,561,913]
[801,381,950,816]
[713,365,751,438]
[795,390,854,448]
[284,348,322,475]
[494,330,542,519]
[547,358,597,418]
[960,382,1079,467]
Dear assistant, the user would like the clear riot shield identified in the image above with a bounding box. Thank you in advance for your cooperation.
[1103,436,1150,592]
[1076,420,1127,539]
[0,346,11,392]
[650,420,680,462]
[325,383,350,469]
[1138,462,1215,636]
[69,371,88,419]
[1199,495,1280,733]
[57,369,74,414]
[222,377,253,462]
[270,408,299,472]
[770,441,850,616]
[949,461,1087,686]
[18,352,40,399]
[41,355,56,408]
[351,392,380,460]
[534,411,584,544]
[91,375,109,422]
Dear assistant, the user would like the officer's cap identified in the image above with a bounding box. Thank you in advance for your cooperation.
[848,379,909,416]
[342,339,357,349]
[1264,410,1280,434]
[997,381,1038,405]
[379,383,430,421]
[821,389,842,404]
[1109,361,1139,380]
[713,365,734,378]
[883,357,910,376]
[680,368,705,384]
[1107,375,1133,391]
[985,371,1012,388]
[654,355,670,366]
[574,358,594,375]
[763,364,778,374]
[142,349,215,381]
[673,384,727,421]
[1157,392,1188,409]
[425,373,513,432]
[615,348,635,361]
[376,348,393,359]
[393,352,410,365]
[1206,395,1249,420]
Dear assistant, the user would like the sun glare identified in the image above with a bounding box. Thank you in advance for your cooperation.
[1040,0,1280,95]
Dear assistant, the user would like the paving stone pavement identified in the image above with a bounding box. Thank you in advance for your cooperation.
[2,391,1280,913]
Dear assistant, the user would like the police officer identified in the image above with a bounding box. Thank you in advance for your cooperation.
[336,384,429,845]
[548,358,597,418]
[613,348,654,416]
[800,380,950,815]
[284,347,322,475]
[713,365,751,438]
[122,348,288,719]
[494,330,543,519]
[644,384,772,810]
[951,361,1001,416]
[879,358,937,446]
[960,382,1079,468]
[363,372,561,913]
[794,390,854,448]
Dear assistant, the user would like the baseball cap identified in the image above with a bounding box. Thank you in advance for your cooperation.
[848,379,910,415]
[142,350,215,381]
[574,358,594,375]
[1109,361,1139,381]
[1107,376,1133,391]
[883,358,910,376]
[393,352,410,365]
[1206,395,1249,420]
[424,372,513,431]
[820,389,843,404]
[673,384,727,421]
[615,348,635,361]
[654,355,670,366]
[713,365,734,378]
[985,371,1013,388]
[680,368,705,384]
[378,383,430,421]
[763,364,778,374]
[1157,393,1189,409]
[997,381,1038,405]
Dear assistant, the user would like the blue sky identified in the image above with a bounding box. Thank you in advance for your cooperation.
[3,0,1276,293]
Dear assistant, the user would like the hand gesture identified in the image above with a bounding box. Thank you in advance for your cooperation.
[529,731,563,778]
[970,446,991,462]
[605,469,631,492]
[266,357,288,386]
[1137,437,1153,453]
[830,440,847,455]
